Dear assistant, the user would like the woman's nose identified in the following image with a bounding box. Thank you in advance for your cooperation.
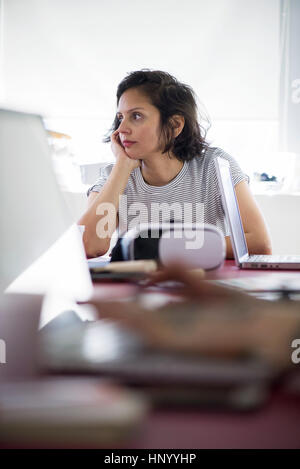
[118,118,131,134]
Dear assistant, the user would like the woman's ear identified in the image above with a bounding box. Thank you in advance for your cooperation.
[170,115,185,138]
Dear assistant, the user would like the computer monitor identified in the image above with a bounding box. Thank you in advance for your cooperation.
[0,109,93,324]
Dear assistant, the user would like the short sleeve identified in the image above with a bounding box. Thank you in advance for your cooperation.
[209,148,249,202]
[86,163,114,197]
[215,148,249,187]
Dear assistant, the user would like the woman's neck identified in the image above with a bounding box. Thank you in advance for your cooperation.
[140,155,184,186]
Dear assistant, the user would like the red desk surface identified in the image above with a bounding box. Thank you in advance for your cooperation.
[208,259,300,279]
[127,389,300,449]
[2,262,300,450]
[92,260,300,291]
[91,261,300,449]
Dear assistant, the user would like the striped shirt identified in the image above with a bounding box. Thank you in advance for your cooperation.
[87,147,248,236]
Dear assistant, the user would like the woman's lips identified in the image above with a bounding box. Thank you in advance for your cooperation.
[123,141,136,147]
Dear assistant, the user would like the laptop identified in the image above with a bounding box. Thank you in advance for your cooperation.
[215,157,300,269]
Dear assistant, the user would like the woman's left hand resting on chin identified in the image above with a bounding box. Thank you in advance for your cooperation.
[226,180,272,259]
[83,264,300,369]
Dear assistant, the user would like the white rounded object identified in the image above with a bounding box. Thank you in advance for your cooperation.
[159,223,225,270]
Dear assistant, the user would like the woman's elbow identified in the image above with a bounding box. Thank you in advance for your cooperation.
[82,232,110,259]
[252,238,272,255]
[260,232,272,254]
[85,246,109,259]
[259,243,272,255]
[246,229,272,255]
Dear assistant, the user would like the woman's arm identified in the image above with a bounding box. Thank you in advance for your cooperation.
[225,180,272,259]
[78,132,139,258]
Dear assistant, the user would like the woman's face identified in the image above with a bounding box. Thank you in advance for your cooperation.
[116,88,162,160]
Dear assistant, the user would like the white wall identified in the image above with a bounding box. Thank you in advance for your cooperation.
[1,0,292,193]
[2,0,279,120]
[0,0,281,171]
[255,194,300,255]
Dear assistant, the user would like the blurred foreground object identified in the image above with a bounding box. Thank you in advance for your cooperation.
[0,293,147,448]
[0,378,147,447]
[88,265,300,370]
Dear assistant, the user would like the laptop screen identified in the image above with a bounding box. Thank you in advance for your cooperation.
[214,157,248,264]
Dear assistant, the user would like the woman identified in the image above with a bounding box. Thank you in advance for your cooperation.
[79,70,271,259]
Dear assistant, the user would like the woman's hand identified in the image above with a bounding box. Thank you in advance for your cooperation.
[84,265,261,359]
[84,264,300,368]
[111,130,140,171]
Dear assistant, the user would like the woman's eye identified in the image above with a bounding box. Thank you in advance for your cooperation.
[116,113,142,123]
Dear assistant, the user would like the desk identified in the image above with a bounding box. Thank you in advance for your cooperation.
[91,261,300,449]
[2,262,300,449]
[208,259,300,280]
[127,388,300,449]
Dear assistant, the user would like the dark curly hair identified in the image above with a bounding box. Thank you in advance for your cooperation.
[103,69,210,162]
